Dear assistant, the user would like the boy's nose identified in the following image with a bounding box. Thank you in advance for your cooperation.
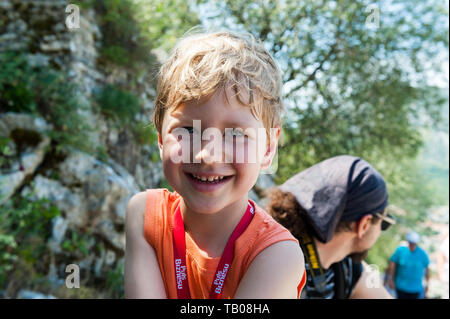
[194,141,223,164]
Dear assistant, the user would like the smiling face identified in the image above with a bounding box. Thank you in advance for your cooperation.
[158,87,279,215]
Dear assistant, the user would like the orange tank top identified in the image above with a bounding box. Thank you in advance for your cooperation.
[144,188,307,299]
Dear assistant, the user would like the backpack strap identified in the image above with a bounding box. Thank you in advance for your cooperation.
[298,231,328,295]
[331,262,346,299]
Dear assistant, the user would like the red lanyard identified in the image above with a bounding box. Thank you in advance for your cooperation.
[172,201,255,299]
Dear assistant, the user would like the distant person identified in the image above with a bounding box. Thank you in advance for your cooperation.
[387,231,430,299]
[383,271,397,298]
[267,155,396,298]
[436,233,449,299]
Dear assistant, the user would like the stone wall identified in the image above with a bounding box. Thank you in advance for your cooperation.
[0,0,162,298]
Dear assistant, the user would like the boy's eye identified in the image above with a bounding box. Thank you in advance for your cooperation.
[226,128,247,137]
[183,127,194,134]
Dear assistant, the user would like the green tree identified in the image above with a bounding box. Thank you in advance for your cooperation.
[199,0,448,181]
[133,0,201,52]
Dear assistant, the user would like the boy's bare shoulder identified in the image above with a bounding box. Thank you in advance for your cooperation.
[261,240,304,265]
[127,191,147,210]
[234,240,304,298]
[125,191,148,235]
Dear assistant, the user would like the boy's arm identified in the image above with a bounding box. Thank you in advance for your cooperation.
[233,241,304,299]
[124,192,167,299]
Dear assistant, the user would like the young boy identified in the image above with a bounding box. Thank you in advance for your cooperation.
[124,31,306,299]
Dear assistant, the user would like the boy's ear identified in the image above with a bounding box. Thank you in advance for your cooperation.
[260,127,280,170]
[158,132,163,159]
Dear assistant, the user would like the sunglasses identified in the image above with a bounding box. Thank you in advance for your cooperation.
[375,211,396,231]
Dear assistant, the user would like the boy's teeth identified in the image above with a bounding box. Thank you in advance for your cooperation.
[192,174,225,182]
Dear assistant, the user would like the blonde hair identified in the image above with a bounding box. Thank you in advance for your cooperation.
[153,30,283,135]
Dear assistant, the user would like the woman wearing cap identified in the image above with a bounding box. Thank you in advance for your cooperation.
[387,231,430,299]
[266,155,396,299]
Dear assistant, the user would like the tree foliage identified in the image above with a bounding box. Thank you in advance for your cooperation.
[133,0,201,52]
[199,0,448,182]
